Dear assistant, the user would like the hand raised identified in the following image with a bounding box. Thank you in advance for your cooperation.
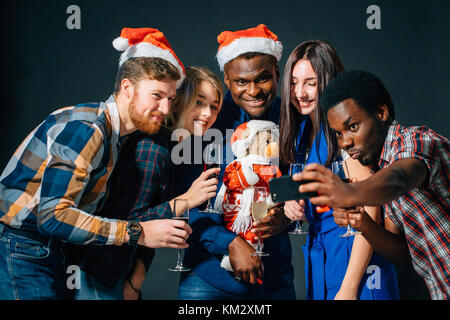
[293,163,355,208]
[283,199,306,221]
[138,219,192,249]
[183,167,220,209]
[252,206,292,240]
[333,206,368,232]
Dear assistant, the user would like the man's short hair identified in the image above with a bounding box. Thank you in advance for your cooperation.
[114,57,180,94]
[320,70,395,120]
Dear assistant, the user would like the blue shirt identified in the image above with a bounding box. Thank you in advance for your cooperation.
[175,91,294,296]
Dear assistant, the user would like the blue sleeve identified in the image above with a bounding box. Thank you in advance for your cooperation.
[188,208,237,255]
[189,161,238,255]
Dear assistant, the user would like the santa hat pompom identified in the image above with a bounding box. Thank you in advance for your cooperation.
[112,37,130,52]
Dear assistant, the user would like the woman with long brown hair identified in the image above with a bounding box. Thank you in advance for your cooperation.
[279,40,399,300]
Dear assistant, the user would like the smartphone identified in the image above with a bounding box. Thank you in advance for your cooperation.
[269,175,318,203]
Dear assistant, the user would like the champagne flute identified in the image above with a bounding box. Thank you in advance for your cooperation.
[168,199,191,272]
[332,160,361,238]
[288,163,309,235]
[251,187,269,257]
[199,143,221,214]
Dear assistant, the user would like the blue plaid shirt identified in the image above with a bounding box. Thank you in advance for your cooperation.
[0,97,128,246]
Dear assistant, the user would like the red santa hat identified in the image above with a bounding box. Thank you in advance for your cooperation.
[112,27,185,87]
[216,24,283,71]
[230,120,279,158]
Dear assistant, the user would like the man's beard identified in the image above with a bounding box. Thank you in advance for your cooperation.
[359,119,387,166]
[128,94,164,135]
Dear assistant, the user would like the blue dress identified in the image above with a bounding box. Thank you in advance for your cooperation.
[295,117,400,300]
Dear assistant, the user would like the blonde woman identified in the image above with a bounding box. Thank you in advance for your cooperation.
[166,66,224,141]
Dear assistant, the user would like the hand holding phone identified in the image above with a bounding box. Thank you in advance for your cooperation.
[269,175,318,203]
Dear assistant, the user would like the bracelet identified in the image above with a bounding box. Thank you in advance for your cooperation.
[126,278,141,294]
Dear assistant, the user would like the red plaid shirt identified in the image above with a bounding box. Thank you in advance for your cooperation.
[377,120,450,300]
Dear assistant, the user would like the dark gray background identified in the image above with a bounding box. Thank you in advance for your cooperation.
[3,0,448,299]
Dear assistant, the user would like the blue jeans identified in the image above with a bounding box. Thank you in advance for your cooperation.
[178,271,296,300]
[0,224,66,300]
[67,268,124,300]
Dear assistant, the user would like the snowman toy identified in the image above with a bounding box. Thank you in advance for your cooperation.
[214,120,281,272]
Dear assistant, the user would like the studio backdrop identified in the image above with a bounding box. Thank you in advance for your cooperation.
[2,0,449,300]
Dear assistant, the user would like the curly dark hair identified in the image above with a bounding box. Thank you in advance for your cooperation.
[320,70,395,121]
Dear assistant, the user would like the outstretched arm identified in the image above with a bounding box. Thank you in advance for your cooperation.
[295,158,428,208]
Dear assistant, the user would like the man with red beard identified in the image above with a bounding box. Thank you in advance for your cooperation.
[64,29,220,300]
[0,27,216,300]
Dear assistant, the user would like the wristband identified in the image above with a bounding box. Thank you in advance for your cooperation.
[126,278,141,294]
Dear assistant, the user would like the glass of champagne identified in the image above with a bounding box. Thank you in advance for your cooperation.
[199,143,221,214]
[168,199,191,272]
[332,160,362,238]
[251,187,269,257]
[288,163,309,235]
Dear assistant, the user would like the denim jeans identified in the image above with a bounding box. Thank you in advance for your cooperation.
[178,272,237,300]
[0,224,66,300]
[178,271,296,300]
[66,268,124,300]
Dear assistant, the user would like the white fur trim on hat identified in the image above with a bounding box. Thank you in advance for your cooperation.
[118,42,185,87]
[231,136,254,159]
[216,37,283,71]
[231,120,279,158]
[247,120,279,138]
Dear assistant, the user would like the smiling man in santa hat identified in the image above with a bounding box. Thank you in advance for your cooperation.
[177,24,296,300]
[0,27,199,300]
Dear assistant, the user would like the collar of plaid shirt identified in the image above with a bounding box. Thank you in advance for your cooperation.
[105,95,121,149]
